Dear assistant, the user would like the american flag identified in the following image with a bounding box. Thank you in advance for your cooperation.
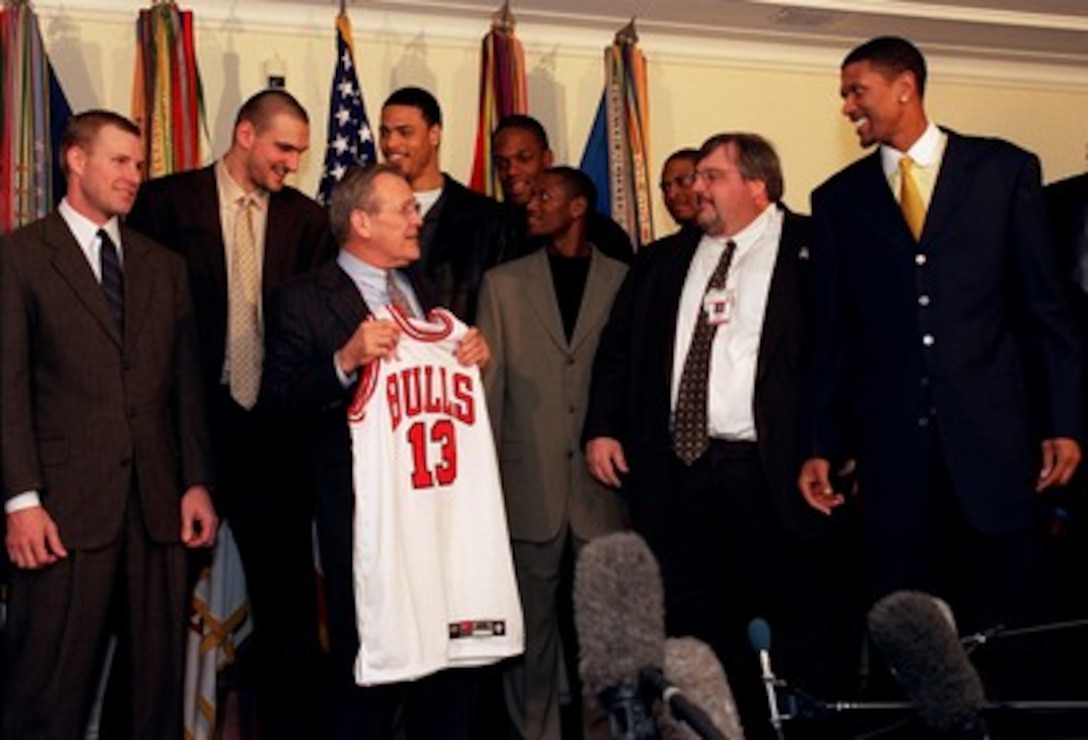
[316,12,376,206]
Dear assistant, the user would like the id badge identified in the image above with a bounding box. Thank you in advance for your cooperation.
[704,287,734,326]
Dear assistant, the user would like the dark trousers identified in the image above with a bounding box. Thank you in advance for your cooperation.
[211,388,325,739]
[648,441,857,740]
[2,488,186,740]
[861,429,1057,699]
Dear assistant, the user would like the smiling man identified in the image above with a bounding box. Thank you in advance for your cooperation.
[379,87,520,322]
[799,36,1082,697]
[2,109,216,739]
[127,89,334,739]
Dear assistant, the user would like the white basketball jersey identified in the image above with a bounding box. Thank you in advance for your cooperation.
[349,306,524,685]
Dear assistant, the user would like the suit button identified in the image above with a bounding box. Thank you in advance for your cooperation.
[918,416,929,427]
[918,294,930,306]
[566,449,574,459]
[915,254,927,266]
[920,376,930,387]
[568,404,576,414]
[566,357,575,366]
[922,334,935,346]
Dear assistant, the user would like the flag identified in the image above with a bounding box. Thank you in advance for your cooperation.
[132,1,208,179]
[468,1,527,198]
[316,11,376,206]
[1,1,72,234]
[579,20,654,249]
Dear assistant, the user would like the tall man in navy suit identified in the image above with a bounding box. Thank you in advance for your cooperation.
[127,89,333,738]
[799,36,1082,693]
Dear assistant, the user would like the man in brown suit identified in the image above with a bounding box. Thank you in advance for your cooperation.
[1,110,217,739]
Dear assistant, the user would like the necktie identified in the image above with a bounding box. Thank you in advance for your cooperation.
[228,196,262,409]
[387,270,416,318]
[98,229,124,334]
[672,239,737,465]
[899,156,926,241]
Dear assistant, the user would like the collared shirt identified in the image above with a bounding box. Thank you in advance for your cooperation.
[881,121,947,209]
[670,204,783,441]
[414,186,442,219]
[215,158,270,303]
[7,201,124,514]
[333,249,425,386]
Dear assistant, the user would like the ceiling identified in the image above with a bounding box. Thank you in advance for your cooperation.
[327,0,1088,67]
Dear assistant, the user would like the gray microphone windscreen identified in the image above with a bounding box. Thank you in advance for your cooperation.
[660,637,745,740]
[573,531,666,697]
[868,590,985,733]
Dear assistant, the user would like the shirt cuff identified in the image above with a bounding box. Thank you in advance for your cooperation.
[334,352,357,388]
[5,491,42,514]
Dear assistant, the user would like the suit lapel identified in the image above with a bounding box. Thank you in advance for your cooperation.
[264,191,295,297]
[121,229,157,351]
[320,261,369,336]
[570,249,617,353]
[523,249,569,351]
[44,213,122,347]
[192,167,230,304]
[922,131,971,245]
[757,210,803,383]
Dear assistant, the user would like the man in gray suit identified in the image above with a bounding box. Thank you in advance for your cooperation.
[1,110,217,738]
[477,166,628,740]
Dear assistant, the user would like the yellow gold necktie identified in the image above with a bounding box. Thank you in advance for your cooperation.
[899,156,925,241]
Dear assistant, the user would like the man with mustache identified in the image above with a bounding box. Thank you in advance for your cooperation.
[799,35,1082,696]
[2,109,217,739]
[128,89,334,739]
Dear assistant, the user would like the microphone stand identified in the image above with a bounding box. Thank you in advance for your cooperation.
[961,616,1088,652]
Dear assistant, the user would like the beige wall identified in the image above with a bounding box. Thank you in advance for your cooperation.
[36,2,1088,233]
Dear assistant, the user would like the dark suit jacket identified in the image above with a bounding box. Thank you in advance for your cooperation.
[0,212,211,548]
[412,174,520,323]
[126,164,334,396]
[1045,172,1088,292]
[807,131,1082,536]
[261,260,435,668]
[584,208,827,543]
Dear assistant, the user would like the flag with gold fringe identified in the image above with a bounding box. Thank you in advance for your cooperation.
[579,20,654,249]
[317,6,377,206]
[132,0,208,179]
[469,0,527,198]
[1,0,72,234]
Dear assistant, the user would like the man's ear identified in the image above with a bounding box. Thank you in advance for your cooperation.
[569,194,588,221]
[351,208,372,239]
[429,123,442,150]
[66,146,87,180]
[236,120,256,149]
[543,149,555,168]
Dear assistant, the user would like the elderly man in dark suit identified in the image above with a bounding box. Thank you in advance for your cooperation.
[262,163,491,739]
[127,89,333,738]
[799,36,1082,695]
[585,133,854,735]
[1,109,216,739]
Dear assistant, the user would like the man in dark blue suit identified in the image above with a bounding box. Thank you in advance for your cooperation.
[799,36,1082,694]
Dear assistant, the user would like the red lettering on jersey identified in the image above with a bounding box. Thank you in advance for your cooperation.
[387,375,402,431]
[402,367,423,418]
[453,373,475,424]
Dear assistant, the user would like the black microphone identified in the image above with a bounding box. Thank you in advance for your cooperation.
[746,618,784,740]
[657,637,743,740]
[868,590,991,739]
[573,531,664,740]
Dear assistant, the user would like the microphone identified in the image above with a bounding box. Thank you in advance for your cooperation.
[573,531,664,740]
[657,636,743,740]
[746,618,785,740]
[868,590,991,739]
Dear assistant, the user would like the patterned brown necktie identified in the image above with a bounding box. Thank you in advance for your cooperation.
[899,156,926,241]
[672,240,737,465]
[228,196,262,409]
[387,270,416,318]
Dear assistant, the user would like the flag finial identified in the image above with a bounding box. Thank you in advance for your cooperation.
[491,1,516,33]
[615,17,638,45]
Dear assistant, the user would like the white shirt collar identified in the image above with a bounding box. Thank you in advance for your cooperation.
[880,121,943,176]
[58,198,121,250]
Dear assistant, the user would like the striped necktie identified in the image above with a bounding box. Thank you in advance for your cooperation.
[387,270,416,318]
[98,229,124,334]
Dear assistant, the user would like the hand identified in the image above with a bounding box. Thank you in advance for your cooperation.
[456,328,491,369]
[1037,437,1081,491]
[338,319,401,375]
[798,457,845,515]
[181,485,218,548]
[5,506,67,569]
[586,437,629,488]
